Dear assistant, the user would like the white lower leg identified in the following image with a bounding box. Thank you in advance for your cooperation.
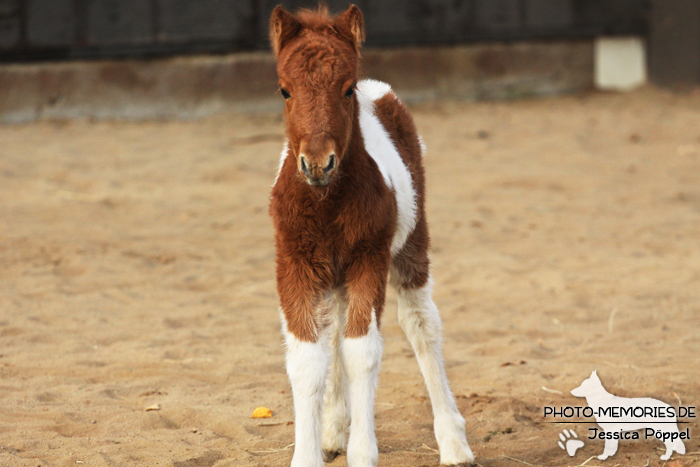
[398,280,474,466]
[599,438,618,460]
[322,302,349,457]
[284,320,329,467]
[341,313,383,467]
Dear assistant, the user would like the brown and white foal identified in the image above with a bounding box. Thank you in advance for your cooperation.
[269,5,473,467]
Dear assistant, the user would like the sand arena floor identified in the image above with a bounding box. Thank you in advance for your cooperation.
[1,87,699,467]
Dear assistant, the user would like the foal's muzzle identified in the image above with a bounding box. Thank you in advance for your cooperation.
[300,154,336,186]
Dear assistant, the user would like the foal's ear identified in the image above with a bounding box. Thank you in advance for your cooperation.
[335,4,364,53]
[270,5,301,57]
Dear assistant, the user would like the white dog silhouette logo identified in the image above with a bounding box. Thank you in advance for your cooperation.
[571,370,686,460]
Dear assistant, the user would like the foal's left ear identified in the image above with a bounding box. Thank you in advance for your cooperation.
[335,4,364,53]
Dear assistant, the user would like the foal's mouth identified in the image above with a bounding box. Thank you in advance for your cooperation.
[305,175,333,187]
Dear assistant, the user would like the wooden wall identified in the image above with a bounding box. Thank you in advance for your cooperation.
[0,0,647,61]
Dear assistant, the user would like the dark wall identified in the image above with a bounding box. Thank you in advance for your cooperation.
[257,0,648,47]
[0,0,647,62]
[648,0,700,86]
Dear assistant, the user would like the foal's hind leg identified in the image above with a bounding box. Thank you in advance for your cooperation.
[393,269,474,466]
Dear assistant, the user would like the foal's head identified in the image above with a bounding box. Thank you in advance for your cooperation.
[270,5,364,187]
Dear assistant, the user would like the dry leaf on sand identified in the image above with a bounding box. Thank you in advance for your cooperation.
[251,406,272,418]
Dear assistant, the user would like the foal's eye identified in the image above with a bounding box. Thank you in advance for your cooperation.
[280,87,291,100]
[344,85,355,99]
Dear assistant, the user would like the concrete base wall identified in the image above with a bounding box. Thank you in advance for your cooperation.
[0,40,593,123]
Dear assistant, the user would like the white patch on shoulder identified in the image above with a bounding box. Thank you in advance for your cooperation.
[356,79,393,102]
[356,79,418,256]
[273,140,289,187]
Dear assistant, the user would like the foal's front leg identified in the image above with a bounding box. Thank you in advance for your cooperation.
[281,292,334,467]
[341,254,388,467]
[321,294,350,462]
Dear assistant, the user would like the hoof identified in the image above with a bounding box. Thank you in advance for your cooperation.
[322,450,340,463]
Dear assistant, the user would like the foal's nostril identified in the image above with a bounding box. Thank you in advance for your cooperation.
[300,156,310,177]
[324,154,335,174]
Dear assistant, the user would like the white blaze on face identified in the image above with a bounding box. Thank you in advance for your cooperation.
[356,79,418,256]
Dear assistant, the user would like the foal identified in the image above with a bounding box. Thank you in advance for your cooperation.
[269,5,474,467]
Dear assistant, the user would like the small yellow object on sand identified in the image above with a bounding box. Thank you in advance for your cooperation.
[251,406,273,418]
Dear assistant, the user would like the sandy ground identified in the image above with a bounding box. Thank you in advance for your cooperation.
[1,87,700,467]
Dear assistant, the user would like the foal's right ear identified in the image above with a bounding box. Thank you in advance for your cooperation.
[270,5,301,57]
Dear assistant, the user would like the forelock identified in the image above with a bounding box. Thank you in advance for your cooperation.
[295,5,334,32]
[280,32,356,87]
